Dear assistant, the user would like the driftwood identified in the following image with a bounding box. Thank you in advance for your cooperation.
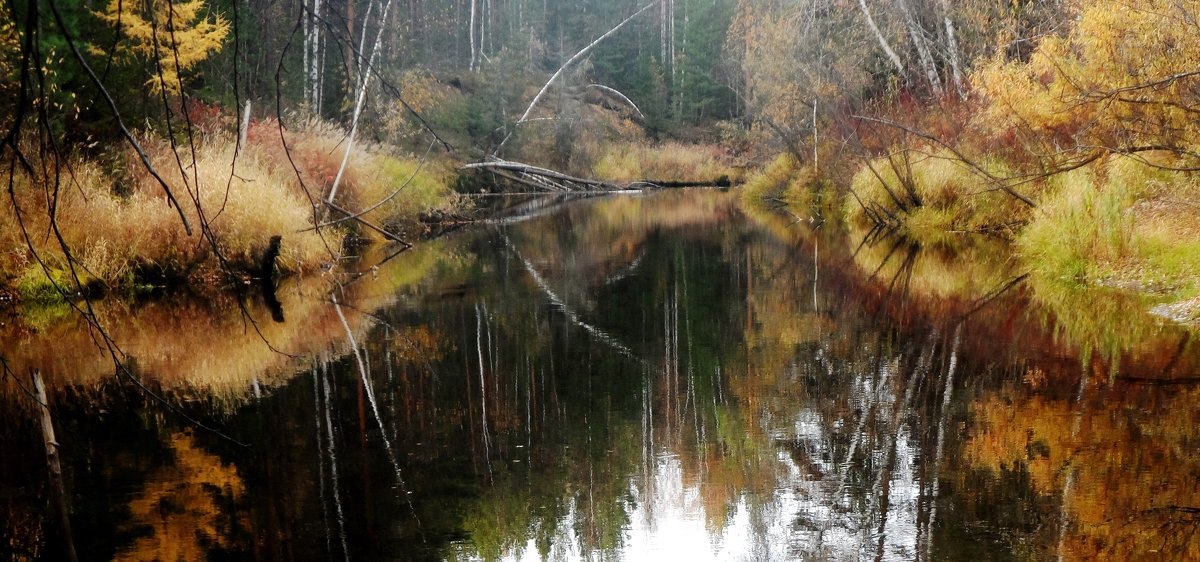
[325,202,412,247]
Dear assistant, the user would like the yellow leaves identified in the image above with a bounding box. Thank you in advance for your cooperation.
[93,0,229,94]
[965,383,1200,560]
[116,432,249,561]
[973,0,1200,156]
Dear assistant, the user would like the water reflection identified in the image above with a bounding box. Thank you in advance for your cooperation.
[2,189,1199,561]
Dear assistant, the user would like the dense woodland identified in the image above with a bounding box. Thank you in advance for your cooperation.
[0,0,1198,318]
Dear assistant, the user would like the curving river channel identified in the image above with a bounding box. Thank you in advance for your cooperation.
[2,189,1199,561]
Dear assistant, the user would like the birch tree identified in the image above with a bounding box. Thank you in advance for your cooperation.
[896,0,942,96]
[938,0,964,98]
[857,0,906,80]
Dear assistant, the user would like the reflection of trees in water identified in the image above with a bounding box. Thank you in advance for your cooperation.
[754,206,1200,560]
[966,374,1200,561]
[7,191,1200,560]
[115,432,249,561]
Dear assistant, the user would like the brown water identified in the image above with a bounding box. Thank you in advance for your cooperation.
[2,189,1198,561]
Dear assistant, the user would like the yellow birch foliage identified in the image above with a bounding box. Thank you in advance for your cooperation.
[973,0,1200,159]
[94,0,229,94]
[0,3,20,114]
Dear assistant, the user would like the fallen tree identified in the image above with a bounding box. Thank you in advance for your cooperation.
[462,160,733,193]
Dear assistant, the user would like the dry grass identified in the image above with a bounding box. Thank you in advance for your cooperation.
[740,153,798,202]
[592,141,738,184]
[1019,157,1200,299]
[1,119,453,300]
[844,149,1031,241]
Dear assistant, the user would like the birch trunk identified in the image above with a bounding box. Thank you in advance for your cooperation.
[303,0,311,105]
[469,0,479,71]
[938,0,965,98]
[325,0,395,207]
[897,0,943,96]
[353,0,378,89]
[304,0,322,110]
[514,2,660,124]
[660,0,668,69]
[857,0,906,79]
[311,0,323,111]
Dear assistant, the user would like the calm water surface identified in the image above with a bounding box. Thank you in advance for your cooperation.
[2,189,1199,561]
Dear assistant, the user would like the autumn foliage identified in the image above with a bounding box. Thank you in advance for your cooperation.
[93,0,230,94]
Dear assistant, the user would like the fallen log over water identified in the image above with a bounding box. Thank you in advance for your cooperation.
[463,159,732,192]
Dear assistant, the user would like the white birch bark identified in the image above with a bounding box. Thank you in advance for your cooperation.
[857,0,906,79]
[469,0,479,71]
[660,0,668,68]
[325,0,395,207]
[669,0,676,88]
[303,0,311,105]
[352,0,378,90]
[938,0,965,98]
[308,0,324,110]
[897,0,943,96]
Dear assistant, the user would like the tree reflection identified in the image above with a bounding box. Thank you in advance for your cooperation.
[4,190,1199,560]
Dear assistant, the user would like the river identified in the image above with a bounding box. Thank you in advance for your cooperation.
[2,189,1198,561]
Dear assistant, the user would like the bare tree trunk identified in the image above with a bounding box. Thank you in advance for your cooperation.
[469,0,479,71]
[304,0,311,105]
[353,0,378,89]
[669,0,676,91]
[897,0,943,96]
[326,0,396,207]
[857,0,906,80]
[503,1,659,149]
[237,100,251,154]
[812,101,818,171]
[345,0,356,88]
[938,0,965,98]
[587,83,646,119]
[32,371,77,562]
[309,0,324,112]
[660,0,668,69]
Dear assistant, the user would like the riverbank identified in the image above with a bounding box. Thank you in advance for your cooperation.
[742,152,1200,327]
[1,117,457,309]
[0,126,740,323]
[739,0,1200,326]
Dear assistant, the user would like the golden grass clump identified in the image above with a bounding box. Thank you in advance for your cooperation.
[739,153,798,202]
[1018,167,1126,283]
[592,141,737,184]
[246,117,453,239]
[0,154,185,296]
[844,149,1028,240]
[1,119,452,300]
[132,134,337,272]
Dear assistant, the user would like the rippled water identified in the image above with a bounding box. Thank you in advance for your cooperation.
[2,189,1199,561]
